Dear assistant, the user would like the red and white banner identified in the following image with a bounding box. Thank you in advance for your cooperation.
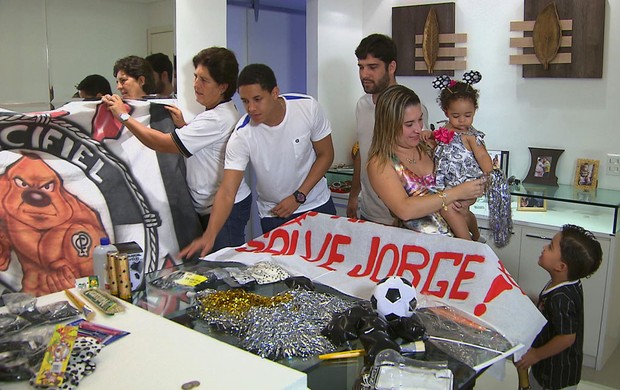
[205,211,546,361]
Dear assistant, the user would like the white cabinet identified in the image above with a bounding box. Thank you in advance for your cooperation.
[478,223,522,280]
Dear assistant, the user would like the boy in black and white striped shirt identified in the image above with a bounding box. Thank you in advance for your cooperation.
[516,224,602,390]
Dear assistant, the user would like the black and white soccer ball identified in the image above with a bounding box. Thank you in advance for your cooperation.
[370,276,418,321]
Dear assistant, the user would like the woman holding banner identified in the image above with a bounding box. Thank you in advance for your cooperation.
[367,85,484,235]
[103,47,252,253]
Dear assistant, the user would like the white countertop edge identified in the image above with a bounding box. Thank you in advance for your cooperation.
[0,290,308,390]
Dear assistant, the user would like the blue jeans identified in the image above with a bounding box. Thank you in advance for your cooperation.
[260,197,337,234]
[199,194,252,252]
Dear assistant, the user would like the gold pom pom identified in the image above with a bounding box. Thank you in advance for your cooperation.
[198,289,293,318]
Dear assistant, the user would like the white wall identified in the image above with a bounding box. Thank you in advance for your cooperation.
[175,0,227,117]
[0,0,172,109]
[148,0,174,29]
[362,0,620,190]
[307,0,364,167]
[0,0,49,110]
[46,0,151,106]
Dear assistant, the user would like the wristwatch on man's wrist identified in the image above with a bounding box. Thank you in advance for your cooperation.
[293,190,306,204]
[119,112,131,122]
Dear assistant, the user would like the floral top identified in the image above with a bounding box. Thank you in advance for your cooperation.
[434,126,485,190]
[392,156,451,236]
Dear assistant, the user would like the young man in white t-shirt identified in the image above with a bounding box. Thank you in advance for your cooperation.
[180,64,336,258]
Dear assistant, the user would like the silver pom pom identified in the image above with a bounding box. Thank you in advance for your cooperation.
[191,288,356,360]
[240,289,355,359]
[485,170,512,248]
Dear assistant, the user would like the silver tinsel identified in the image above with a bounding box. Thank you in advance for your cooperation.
[240,289,353,359]
[486,169,513,248]
[191,288,356,360]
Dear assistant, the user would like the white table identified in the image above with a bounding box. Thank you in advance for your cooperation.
[1,290,307,390]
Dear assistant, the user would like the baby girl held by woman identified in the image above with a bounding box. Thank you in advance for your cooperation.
[421,71,493,241]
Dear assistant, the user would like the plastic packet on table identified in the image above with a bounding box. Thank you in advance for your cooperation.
[2,292,37,314]
[37,301,81,323]
[66,318,130,346]
[363,349,453,390]
[149,267,222,291]
[0,313,31,337]
[0,324,56,382]
[413,298,515,370]
[226,261,290,286]
[0,299,79,338]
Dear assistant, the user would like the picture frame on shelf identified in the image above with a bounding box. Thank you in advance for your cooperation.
[574,158,599,191]
[523,147,564,186]
[488,150,509,176]
[517,195,547,211]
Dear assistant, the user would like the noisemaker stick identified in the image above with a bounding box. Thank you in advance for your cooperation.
[64,289,96,321]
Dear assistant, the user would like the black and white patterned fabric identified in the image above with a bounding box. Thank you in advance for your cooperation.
[432,75,451,90]
[462,70,482,85]
[31,336,103,390]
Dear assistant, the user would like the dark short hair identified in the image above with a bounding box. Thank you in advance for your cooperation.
[438,81,480,111]
[560,224,603,280]
[192,47,239,100]
[76,74,112,97]
[237,63,277,93]
[145,53,173,83]
[113,55,156,94]
[355,33,397,65]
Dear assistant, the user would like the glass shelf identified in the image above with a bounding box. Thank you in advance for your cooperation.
[508,183,620,234]
[511,183,620,208]
[327,166,354,175]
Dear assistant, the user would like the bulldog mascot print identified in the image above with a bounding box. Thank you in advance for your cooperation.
[0,100,201,296]
[0,154,106,295]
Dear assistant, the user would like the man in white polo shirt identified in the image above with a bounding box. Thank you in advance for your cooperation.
[180,63,336,258]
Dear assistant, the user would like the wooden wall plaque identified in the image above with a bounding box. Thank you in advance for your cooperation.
[392,3,457,76]
[522,0,604,78]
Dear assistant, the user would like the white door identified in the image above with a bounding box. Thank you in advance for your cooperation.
[148,26,175,62]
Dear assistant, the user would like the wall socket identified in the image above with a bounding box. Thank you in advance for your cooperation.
[606,153,620,176]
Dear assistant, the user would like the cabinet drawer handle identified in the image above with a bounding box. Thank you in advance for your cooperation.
[479,226,514,235]
[525,234,552,241]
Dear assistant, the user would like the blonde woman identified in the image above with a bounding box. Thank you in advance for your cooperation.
[367,85,484,235]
